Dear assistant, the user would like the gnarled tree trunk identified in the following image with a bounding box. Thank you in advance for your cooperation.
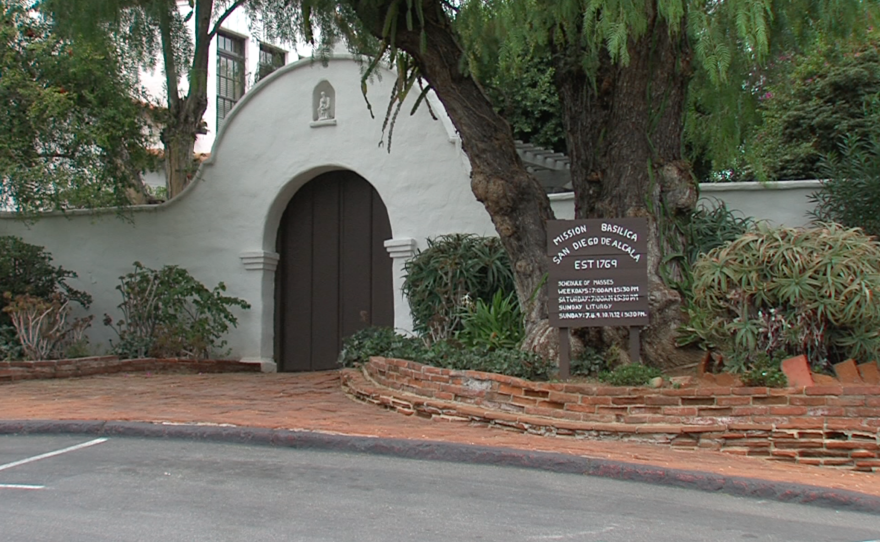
[554,7,698,368]
[348,1,559,357]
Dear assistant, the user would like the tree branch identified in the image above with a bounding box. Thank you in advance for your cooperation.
[157,1,180,110]
[208,0,248,39]
[438,0,460,13]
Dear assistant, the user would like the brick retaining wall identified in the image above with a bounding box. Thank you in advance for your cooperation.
[0,356,261,382]
[360,357,880,472]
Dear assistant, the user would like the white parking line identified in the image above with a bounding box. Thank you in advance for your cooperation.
[0,484,45,490]
[0,438,108,473]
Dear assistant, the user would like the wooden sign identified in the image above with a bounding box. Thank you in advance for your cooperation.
[547,218,650,328]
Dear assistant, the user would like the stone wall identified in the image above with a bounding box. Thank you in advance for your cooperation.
[354,357,880,472]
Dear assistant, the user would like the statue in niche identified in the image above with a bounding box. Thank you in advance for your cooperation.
[317,91,332,120]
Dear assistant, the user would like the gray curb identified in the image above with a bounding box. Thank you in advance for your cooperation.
[2,419,879,515]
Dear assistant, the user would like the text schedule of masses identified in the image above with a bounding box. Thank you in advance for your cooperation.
[547,219,650,328]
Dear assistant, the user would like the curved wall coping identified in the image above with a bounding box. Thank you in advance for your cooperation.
[0,53,460,222]
[546,180,824,204]
[699,180,823,192]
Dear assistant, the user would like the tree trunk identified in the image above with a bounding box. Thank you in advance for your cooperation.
[554,8,699,368]
[348,1,558,357]
[163,123,200,197]
[161,0,212,198]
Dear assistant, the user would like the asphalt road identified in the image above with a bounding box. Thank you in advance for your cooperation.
[1,435,878,542]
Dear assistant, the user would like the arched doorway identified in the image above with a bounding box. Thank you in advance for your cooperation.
[275,170,394,372]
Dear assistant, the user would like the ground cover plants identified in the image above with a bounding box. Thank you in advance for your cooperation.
[338,327,554,381]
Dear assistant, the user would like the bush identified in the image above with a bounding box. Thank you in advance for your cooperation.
[338,327,424,368]
[2,292,92,360]
[104,262,250,359]
[599,364,662,386]
[339,327,554,381]
[569,345,611,377]
[0,325,22,361]
[670,202,756,301]
[402,234,516,341]
[811,134,880,238]
[0,236,91,327]
[685,223,880,372]
[748,40,880,181]
[741,352,788,388]
[457,290,524,351]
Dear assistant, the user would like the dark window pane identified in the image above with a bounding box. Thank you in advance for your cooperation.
[256,43,285,82]
[216,32,245,123]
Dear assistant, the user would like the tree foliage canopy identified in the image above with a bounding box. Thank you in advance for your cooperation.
[452,0,878,182]
[747,37,880,181]
[0,0,155,214]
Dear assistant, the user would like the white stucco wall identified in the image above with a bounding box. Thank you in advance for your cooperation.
[698,180,820,227]
[0,55,494,369]
[549,181,822,227]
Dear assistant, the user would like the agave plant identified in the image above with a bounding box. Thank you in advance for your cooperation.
[685,222,880,371]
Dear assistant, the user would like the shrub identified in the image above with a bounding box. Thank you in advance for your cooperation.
[748,40,880,181]
[0,236,91,327]
[104,262,250,359]
[337,327,424,368]
[402,234,516,341]
[811,134,880,238]
[569,345,611,377]
[599,364,662,386]
[339,327,553,381]
[669,202,756,301]
[685,223,880,372]
[457,290,524,351]
[420,341,555,381]
[741,352,788,388]
[2,293,92,360]
[0,325,22,361]
[681,203,756,266]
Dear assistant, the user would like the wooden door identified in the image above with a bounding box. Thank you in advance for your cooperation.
[275,171,394,372]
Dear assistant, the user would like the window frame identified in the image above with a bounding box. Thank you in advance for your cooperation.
[256,43,286,82]
[216,31,246,127]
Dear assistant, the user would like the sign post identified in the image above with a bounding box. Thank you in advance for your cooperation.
[546,218,650,378]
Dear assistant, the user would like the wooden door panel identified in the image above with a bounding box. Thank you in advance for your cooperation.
[276,171,393,372]
[309,177,342,371]
[340,173,374,339]
[280,181,314,372]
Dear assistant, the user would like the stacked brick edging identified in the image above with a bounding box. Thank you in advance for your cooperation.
[0,356,261,382]
[352,356,880,472]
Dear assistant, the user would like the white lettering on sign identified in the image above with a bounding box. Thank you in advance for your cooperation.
[551,246,571,265]
[574,259,618,270]
[558,280,590,287]
[601,223,638,243]
[556,285,639,296]
[552,225,588,246]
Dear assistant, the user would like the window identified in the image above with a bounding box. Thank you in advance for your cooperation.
[216,33,245,127]
[256,44,285,82]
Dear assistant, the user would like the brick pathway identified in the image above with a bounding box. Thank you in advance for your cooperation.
[2,371,879,498]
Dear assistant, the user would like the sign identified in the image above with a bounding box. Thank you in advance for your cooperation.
[547,218,650,327]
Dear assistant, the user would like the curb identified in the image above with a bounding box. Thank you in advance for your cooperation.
[2,419,880,515]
